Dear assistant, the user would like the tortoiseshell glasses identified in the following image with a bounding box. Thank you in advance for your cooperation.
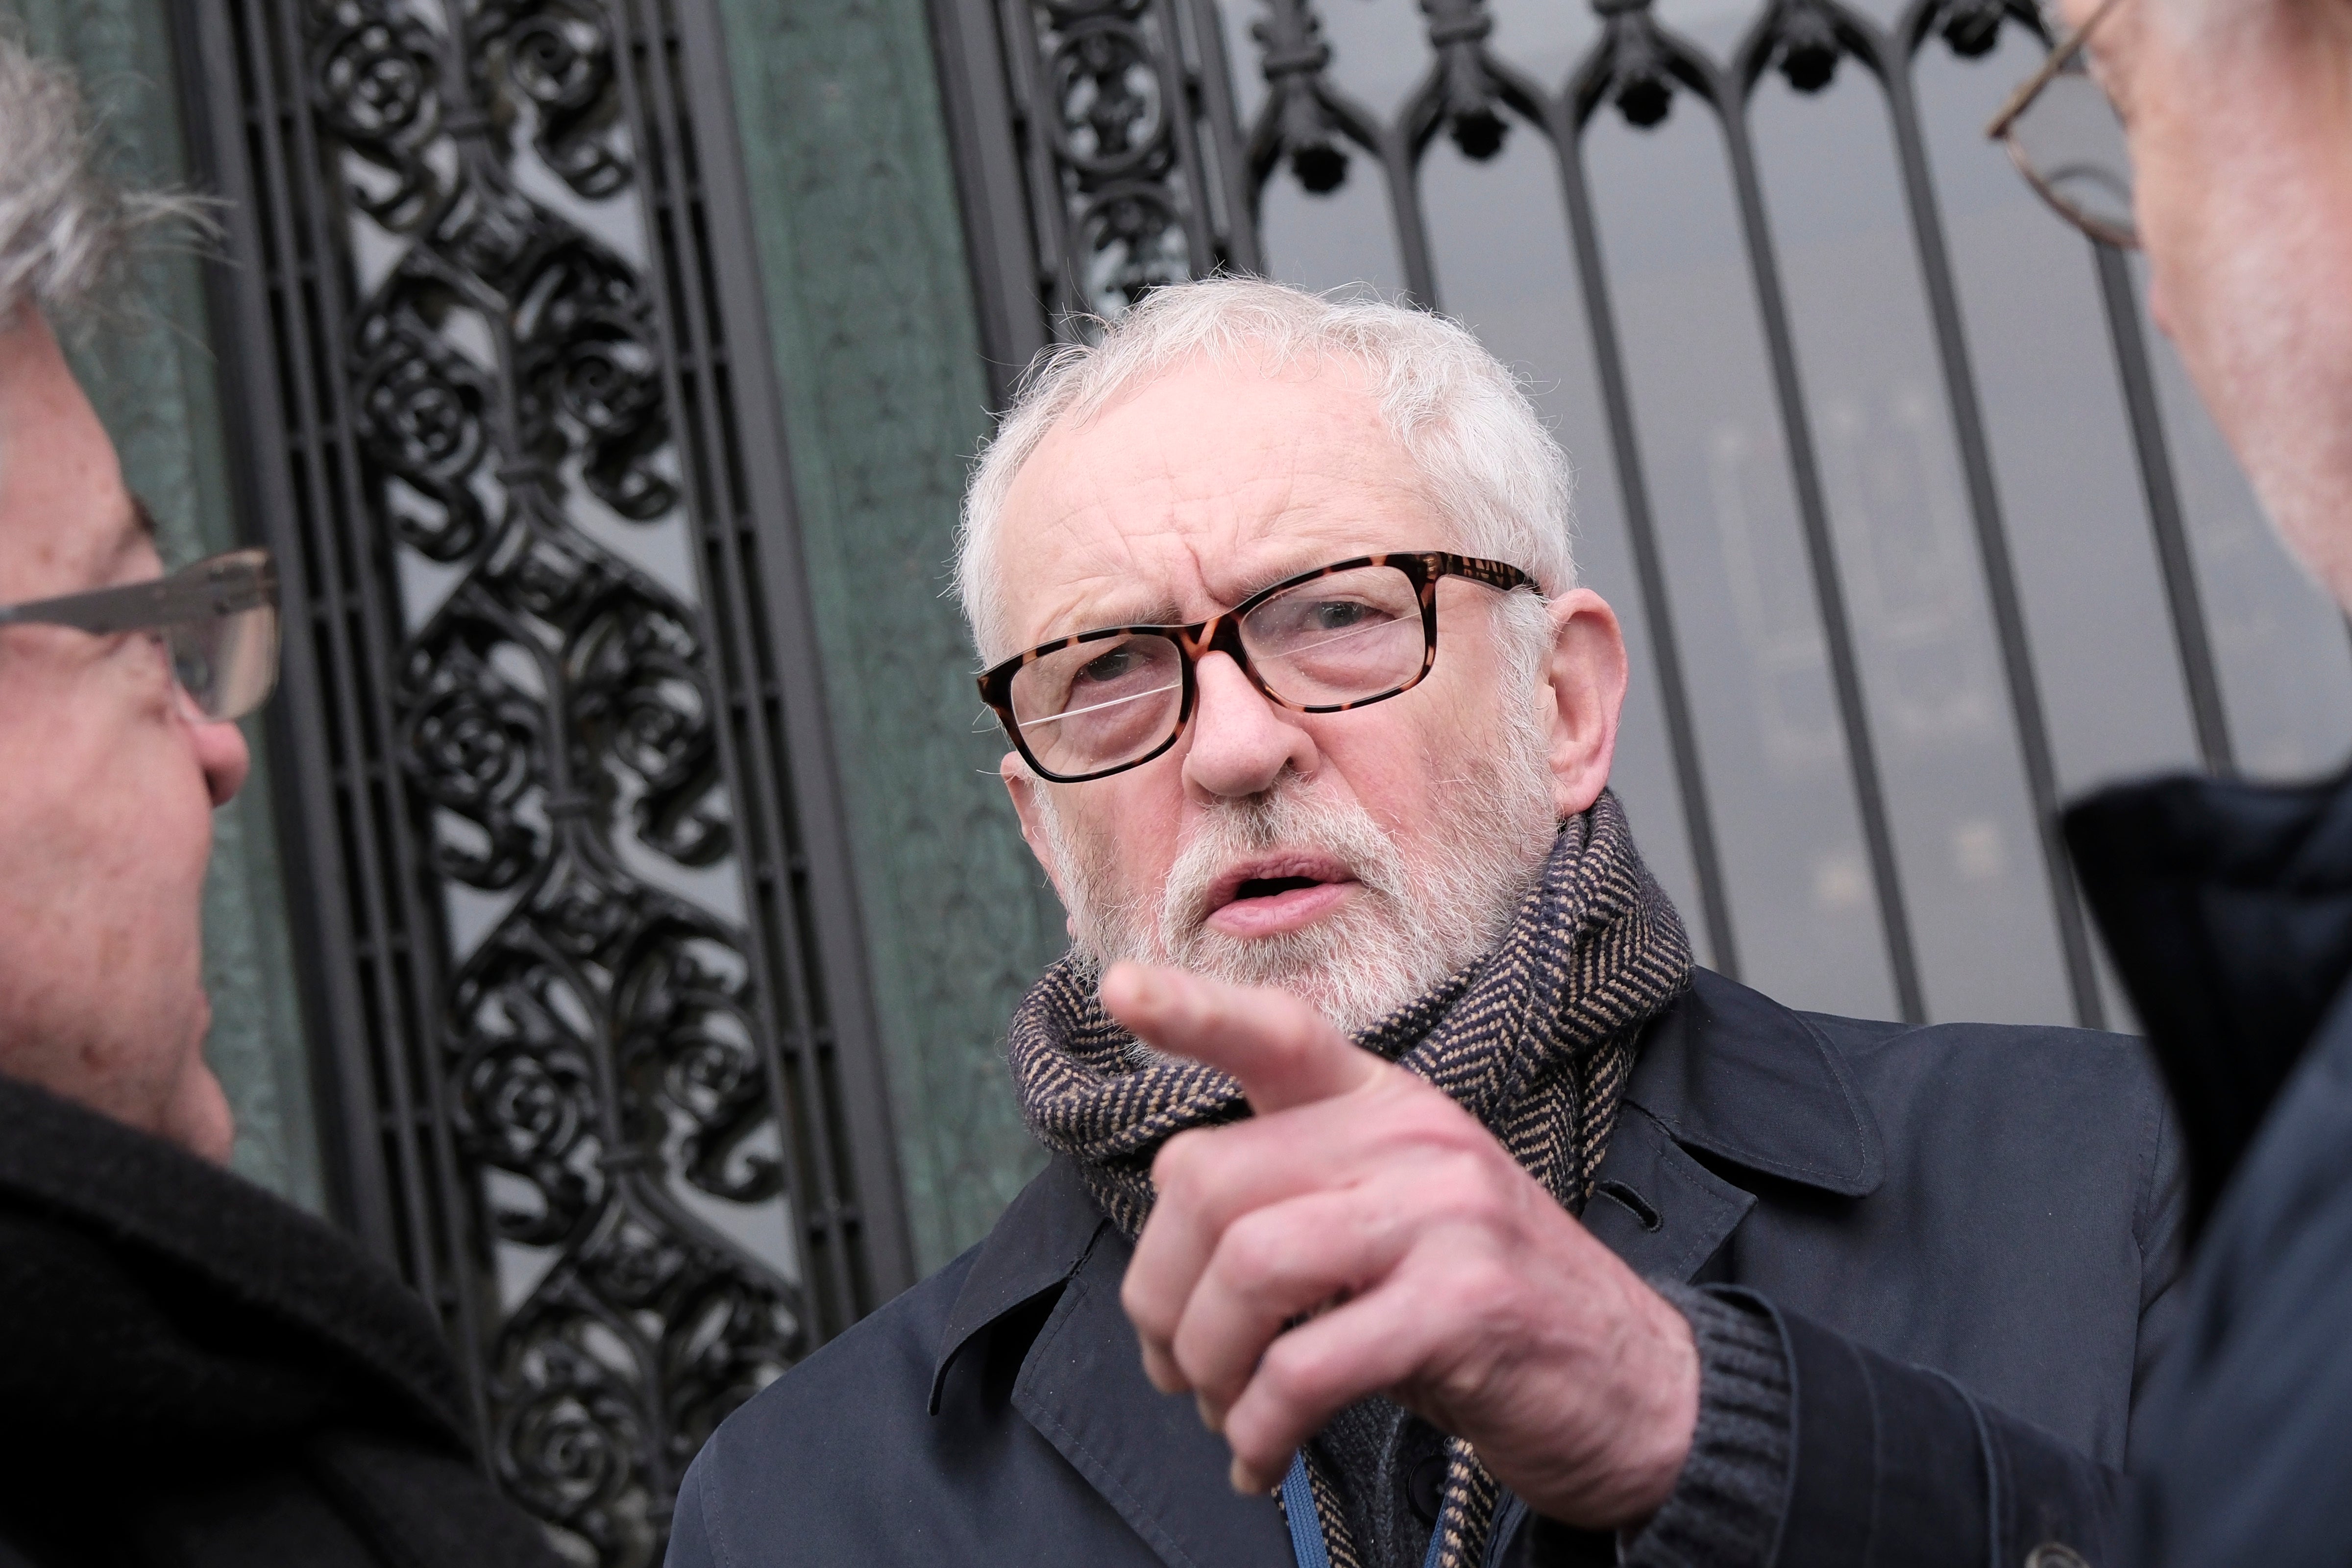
[977,551,1536,784]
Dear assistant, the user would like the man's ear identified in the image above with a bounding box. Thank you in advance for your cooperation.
[1540,588,1628,818]
[1002,754,1076,917]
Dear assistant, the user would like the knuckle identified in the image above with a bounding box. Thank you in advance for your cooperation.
[1153,1128,1212,1196]
[1431,1254,1517,1325]
[1419,1156,1501,1224]
[1255,1331,1333,1412]
[1217,1209,1292,1289]
[1122,1276,1174,1340]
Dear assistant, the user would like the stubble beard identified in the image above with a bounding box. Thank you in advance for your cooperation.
[1037,693,1564,1043]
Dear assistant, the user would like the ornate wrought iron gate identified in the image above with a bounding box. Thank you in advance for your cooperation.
[172,0,912,1558]
[935,0,2352,1033]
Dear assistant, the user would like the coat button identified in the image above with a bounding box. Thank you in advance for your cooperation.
[1407,1451,1446,1524]
[2026,1544,2092,1568]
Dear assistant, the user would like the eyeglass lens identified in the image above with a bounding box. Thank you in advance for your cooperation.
[2008,62,2137,245]
[165,602,279,722]
[1006,564,1430,778]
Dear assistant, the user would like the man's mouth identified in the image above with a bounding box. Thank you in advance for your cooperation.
[1200,854,1360,938]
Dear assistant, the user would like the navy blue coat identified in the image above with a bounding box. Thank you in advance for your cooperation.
[2066,765,2352,1567]
[669,969,2182,1567]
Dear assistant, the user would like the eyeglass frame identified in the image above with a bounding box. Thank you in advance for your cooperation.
[1985,0,2138,248]
[977,550,1538,784]
[0,547,280,721]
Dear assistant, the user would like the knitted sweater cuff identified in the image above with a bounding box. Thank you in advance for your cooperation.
[1618,1283,1793,1568]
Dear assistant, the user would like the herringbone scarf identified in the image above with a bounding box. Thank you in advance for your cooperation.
[1005,790,1691,1568]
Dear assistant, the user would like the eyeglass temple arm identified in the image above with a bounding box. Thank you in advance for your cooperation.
[0,556,277,637]
[1984,0,2130,140]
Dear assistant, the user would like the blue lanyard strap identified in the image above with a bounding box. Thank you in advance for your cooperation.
[1281,1452,1333,1568]
[1281,1451,1448,1568]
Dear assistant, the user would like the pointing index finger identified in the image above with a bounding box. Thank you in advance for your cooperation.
[1101,962,1385,1113]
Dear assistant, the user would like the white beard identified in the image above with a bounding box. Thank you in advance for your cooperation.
[1036,691,1563,1041]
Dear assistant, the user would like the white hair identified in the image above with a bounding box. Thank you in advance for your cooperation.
[0,34,203,322]
[954,276,1578,662]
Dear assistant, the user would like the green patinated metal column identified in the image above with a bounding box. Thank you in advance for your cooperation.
[711,0,1065,1271]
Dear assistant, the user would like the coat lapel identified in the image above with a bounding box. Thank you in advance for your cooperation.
[1585,1104,1756,1282]
[1013,1224,1296,1568]
[1583,968,1886,1284]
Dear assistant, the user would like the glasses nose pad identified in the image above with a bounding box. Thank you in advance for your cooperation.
[1195,612,1269,695]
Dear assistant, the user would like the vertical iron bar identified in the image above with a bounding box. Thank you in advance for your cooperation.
[300,0,494,1419]
[1877,49,2103,1027]
[172,0,397,1267]
[1715,71,1928,1021]
[1148,0,1229,280]
[179,0,493,1435]
[1178,0,1264,272]
[1383,122,1442,307]
[270,0,492,1425]
[992,0,1076,330]
[1550,98,1742,980]
[931,0,1054,400]
[2094,243,2234,772]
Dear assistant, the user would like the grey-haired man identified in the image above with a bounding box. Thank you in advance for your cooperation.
[670,278,2179,1567]
[0,38,558,1568]
[2016,0,2352,1561]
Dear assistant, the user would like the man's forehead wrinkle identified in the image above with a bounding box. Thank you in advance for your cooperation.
[997,357,1442,645]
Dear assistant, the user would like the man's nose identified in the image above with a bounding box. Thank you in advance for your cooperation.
[1180,650,1319,800]
[191,717,252,808]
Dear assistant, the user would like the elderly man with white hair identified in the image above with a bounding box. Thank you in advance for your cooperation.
[0,36,564,1568]
[669,278,2180,1568]
[2007,0,2352,1561]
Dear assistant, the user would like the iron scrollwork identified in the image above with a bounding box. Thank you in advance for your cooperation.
[990,0,1257,332]
[313,0,809,1559]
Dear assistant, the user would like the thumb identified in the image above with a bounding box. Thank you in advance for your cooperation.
[1100,962,1384,1113]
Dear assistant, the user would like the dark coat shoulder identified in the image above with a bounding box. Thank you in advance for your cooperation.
[672,1161,1295,1568]
[2067,763,2352,1567]
[1592,969,2182,1463]
[0,1077,561,1568]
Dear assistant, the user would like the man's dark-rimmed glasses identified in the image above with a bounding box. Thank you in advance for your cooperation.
[0,547,280,722]
[1987,0,2137,247]
[978,551,1536,785]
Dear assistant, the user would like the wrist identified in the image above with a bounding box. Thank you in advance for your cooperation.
[1609,1277,1701,1522]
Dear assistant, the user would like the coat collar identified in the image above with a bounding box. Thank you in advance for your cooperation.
[1621,966,1885,1200]
[2065,762,2352,1231]
[1580,966,1884,1283]
[0,1074,473,1451]
[929,1154,1107,1413]
[930,1157,1292,1565]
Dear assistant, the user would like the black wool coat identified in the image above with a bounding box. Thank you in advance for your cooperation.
[2067,763,2352,1568]
[668,968,2184,1568]
[0,1077,562,1568]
